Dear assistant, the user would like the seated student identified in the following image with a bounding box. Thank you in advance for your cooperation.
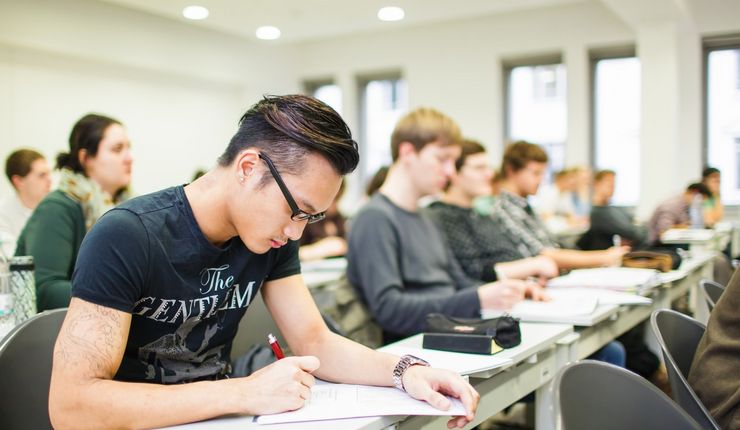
[49,96,479,430]
[577,169,666,386]
[533,168,586,231]
[578,169,648,251]
[425,139,625,367]
[16,114,133,311]
[647,182,711,245]
[347,108,547,344]
[490,141,629,269]
[571,165,592,218]
[689,268,740,430]
[701,167,723,227]
[298,180,348,261]
[426,139,559,283]
[0,149,51,257]
[648,182,733,285]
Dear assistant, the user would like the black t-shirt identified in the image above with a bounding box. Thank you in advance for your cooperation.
[71,186,300,384]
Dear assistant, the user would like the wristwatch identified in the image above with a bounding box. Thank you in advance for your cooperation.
[393,354,430,391]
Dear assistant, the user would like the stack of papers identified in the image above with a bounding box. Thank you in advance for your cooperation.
[483,288,652,325]
[256,381,465,424]
[547,268,660,292]
[661,228,715,243]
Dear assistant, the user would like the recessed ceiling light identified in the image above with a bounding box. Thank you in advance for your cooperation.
[182,5,209,20]
[377,6,404,22]
[256,26,281,40]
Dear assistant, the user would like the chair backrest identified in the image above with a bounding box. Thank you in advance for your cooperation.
[650,309,720,429]
[0,308,67,430]
[555,360,701,430]
[699,279,725,311]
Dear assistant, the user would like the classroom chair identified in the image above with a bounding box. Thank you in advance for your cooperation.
[651,309,721,429]
[555,360,701,430]
[699,279,725,311]
[0,308,67,430]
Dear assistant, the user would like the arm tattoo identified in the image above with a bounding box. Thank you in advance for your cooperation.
[55,303,126,382]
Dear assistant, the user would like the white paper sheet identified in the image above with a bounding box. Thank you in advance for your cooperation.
[256,381,466,424]
[544,288,653,306]
[546,268,659,292]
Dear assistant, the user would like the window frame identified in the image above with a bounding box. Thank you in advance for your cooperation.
[356,70,406,188]
[703,35,740,207]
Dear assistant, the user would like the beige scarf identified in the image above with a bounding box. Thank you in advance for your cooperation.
[58,168,128,232]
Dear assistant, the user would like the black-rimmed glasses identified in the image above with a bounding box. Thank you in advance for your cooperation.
[258,153,326,224]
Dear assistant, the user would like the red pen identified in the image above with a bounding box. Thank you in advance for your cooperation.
[268,333,284,360]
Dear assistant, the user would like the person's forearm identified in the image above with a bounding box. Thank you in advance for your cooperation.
[50,377,241,430]
[295,330,398,387]
[495,258,541,279]
[541,248,606,270]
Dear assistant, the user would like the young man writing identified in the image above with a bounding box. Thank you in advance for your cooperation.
[49,96,479,429]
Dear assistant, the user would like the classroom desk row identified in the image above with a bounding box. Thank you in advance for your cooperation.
[161,250,716,430]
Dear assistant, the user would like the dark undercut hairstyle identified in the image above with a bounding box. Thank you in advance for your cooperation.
[218,95,360,187]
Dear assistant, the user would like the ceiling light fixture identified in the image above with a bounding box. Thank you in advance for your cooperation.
[377,6,405,22]
[182,5,209,20]
[256,26,281,40]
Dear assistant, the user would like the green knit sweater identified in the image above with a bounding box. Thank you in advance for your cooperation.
[15,190,85,311]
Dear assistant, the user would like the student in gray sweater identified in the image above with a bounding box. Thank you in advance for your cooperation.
[347,108,545,343]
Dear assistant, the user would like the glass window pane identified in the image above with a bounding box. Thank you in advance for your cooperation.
[594,57,641,206]
[507,64,567,176]
[361,78,408,180]
[311,83,342,115]
[707,48,740,204]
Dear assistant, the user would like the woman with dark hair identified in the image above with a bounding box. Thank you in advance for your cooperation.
[16,113,133,311]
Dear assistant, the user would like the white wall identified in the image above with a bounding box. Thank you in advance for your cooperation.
[287,0,740,215]
[288,1,634,204]
[0,0,297,197]
[1,0,739,217]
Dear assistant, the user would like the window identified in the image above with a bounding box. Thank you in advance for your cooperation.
[358,75,408,182]
[706,46,740,204]
[593,56,641,206]
[305,80,342,114]
[505,62,567,178]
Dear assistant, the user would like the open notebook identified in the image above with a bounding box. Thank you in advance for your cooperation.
[255,380,465,424]
[660,228,715,243]
[482,288,651,326]
[546,268,660,292]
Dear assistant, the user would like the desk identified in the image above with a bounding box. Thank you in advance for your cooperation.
[385,324,573,430]
[159,414,399,430]
[660,227,730,253]
[161,253,715,430]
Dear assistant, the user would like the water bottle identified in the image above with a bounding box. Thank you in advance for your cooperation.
[9,256,36,324]
[0,271,15,340]
[689,194,704,229]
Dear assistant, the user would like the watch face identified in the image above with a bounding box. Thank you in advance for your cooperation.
[407,355,430,366]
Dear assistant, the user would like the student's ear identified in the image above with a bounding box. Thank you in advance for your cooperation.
[234,149,260,184]
[78,148,88,168]
[10,174,23,190]
[397,141,416,162]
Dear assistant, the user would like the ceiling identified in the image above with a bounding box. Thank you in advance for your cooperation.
[98,0,587,43]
